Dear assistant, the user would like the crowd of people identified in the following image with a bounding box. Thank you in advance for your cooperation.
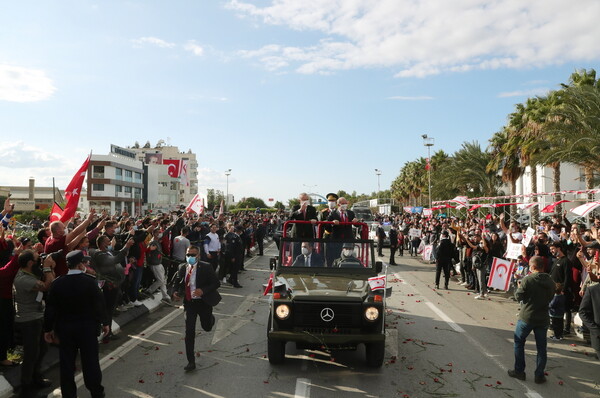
[0,198,285,397]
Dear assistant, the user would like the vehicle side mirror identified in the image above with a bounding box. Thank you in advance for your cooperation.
[270,257,278,270]
[375,261,383,273]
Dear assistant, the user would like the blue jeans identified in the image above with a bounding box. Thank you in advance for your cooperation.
[513,319,548,378]
[130,266,144,302]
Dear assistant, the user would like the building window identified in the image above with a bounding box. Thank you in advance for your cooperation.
[134,187,142,199]
[93,165,104,178]
[115,168,123,180]
[92,184,104,191]
[124,186,132,194]
[124,170,132,182]
[115,185,122,193]
[134,172,142,182]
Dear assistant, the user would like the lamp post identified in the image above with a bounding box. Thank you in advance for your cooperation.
[422,134,434,209]
[374,169,381,199]
[225,169,231,212]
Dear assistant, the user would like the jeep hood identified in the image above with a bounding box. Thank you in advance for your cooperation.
[276,274,370,301]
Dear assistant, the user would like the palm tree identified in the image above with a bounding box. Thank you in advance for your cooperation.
[487,129,523,218]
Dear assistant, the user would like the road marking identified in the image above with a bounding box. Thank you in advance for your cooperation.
[425,302,466,333]
[51,306,183,397]
[393,272,545,398]
[183,385,226,398]
[295,378,311,398]
[211,295,256,345]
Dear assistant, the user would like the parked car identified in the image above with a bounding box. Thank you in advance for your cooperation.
[368,224,391,247]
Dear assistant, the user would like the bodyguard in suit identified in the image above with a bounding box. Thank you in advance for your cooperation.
[579,283,600,360]
[388,225,399,265]
[43,250,109,398]
[291,242,324,267]
[172,245,221,371]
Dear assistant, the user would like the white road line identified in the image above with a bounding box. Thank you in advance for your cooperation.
[51,306,183,397]
[294,378,311,398]
[424,302,466,333]
[392,272,545,398]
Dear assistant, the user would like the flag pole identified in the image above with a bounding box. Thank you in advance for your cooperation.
[52,177,56,204]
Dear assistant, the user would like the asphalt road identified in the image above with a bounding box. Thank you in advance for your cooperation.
[44,242,599,398]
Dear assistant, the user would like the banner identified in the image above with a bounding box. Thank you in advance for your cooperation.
[570,201,600,217]
[505,240,522,260]
[488,257,515,291]
[522,227,536,247]
[163,159,181,178]
[180,159,189,187]
[540,200,570,214]
[422,244,433,261]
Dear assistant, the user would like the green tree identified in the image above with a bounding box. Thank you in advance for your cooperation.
[273,201,285,210]
[237,197,268,209]
[487,129,523,217]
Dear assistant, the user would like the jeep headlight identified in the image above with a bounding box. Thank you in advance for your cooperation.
[275,304,291,320]
[364,306,379,321]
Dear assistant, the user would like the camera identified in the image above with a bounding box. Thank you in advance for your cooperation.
[41,249,63,261]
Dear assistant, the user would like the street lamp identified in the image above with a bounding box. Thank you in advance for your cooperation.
[374,169,381,199]
[422,134,434,209]
[225,169,231,212]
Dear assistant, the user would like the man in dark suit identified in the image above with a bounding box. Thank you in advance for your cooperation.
[289,192,318,239]
[376,222,386,257]
[318,192,339,227]
[291,242,324,267]
[435,231,455,290]
[327,197,357,239]
[579,283,600,360]
[43,250,109,398]
[172,245,221,371]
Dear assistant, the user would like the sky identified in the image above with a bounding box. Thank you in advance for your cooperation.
[1,0,599,205]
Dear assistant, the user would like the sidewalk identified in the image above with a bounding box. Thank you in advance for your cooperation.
[0,295,166,398]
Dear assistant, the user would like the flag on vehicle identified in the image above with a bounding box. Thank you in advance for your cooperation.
[487,257,515,291]
[263,273,273,296]
[60,155,90,222]
[368,275,386,290]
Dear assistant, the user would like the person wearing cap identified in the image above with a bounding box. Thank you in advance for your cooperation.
[318,193,339,223]
[43,250,109,398]
[332,243,362,268]
[13,250,56,397]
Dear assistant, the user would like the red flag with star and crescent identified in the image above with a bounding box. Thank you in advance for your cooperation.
[60,155,90,223]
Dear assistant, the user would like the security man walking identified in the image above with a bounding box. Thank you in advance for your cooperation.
[43,250,109,398]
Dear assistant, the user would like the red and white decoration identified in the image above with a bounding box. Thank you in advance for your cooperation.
[368,275,386,290]
[186,194,205,215]
[51,155,90,223]
[488,257,515,291]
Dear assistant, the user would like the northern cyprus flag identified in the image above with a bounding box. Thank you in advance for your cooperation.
[368,275,386,290]
[487,257,515,291]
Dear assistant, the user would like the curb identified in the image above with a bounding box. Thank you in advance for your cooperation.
[0,296,164,398]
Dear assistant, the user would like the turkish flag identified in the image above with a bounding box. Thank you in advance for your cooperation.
[49,202,64,222]
[262,273,273,296]
[488,257,515,291]
[60,156,90,223]
[163,159,181,178]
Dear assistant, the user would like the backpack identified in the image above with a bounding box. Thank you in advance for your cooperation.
[472,252,484,270]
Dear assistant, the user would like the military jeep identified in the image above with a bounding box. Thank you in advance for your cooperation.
[267,221,389,367]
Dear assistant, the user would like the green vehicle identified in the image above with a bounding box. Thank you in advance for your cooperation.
[267,221,389,367]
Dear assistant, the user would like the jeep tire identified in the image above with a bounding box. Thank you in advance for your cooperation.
[365,341,385,368]
[268,339,286,364]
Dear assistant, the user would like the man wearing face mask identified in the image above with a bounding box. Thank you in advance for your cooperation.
[333,243,362,268]
[172,246,221,372]
[318,193,339,224]
[292,242,324,267]
[328,197,357,239]
[289,193,318,239]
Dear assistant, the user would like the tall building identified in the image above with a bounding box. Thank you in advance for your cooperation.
[127,143,199,205]
[87,146,145,215]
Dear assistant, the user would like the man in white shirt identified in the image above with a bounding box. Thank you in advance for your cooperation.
[203,224,221,271]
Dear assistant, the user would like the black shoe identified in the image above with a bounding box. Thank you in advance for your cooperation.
[444,284,448,290]
[184,362,196,371]
[33,378,52,389]
[507,369,526,381]
[435,285,440,289]
[108,332,119,341]
[534,375,547,384]
[233,283,243,288]
[563,330,572,336]
[389,262,396,265]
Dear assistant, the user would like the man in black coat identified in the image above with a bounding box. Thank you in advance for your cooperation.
[289,192,318,239]
[291,242,324,267]
[43,250,109,398]
[435,231,455,290]
[388,225,399,265]
[376,222,386,257]
[172,245,221,371]
[579,283,600,360]
[326,197,357,265]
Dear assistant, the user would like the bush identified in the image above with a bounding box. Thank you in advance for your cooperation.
[229,208,279,215]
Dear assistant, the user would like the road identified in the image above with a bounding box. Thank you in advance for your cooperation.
[44,242,599,398]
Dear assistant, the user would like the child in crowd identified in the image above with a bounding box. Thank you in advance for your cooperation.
[549,283,566,341]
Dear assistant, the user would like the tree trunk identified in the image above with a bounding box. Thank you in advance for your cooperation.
[552,163,562,215]
[530,166,539,225]
[585,165,595,223]
[511,179,517,220]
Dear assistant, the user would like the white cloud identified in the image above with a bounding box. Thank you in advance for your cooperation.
[132,36,176,48]
[497,88,550,98]
[387,96,433,101]
[0,64,56,102]
[228,0,600,77]
[0,142,85,187]
[184,40,204,56]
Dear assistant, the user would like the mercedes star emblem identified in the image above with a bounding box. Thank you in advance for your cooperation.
[320,307,335,322]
